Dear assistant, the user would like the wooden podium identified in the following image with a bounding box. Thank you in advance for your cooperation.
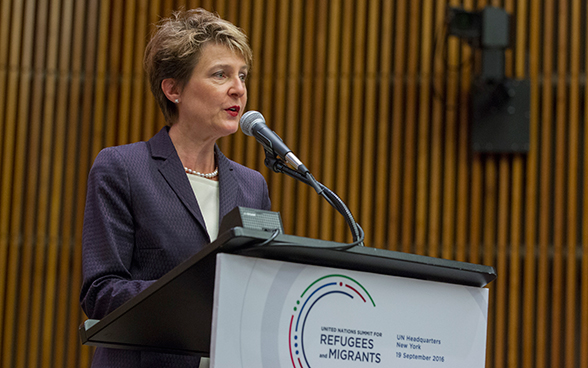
[80,227,496,362]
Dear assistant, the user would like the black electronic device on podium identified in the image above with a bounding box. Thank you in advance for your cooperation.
[79,207,496,357]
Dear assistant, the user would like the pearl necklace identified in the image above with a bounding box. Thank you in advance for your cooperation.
[184,166,219,179]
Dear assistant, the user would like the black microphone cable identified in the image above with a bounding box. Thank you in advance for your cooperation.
[263,151,364,247]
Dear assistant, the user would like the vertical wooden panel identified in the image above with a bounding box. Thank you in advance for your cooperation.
[53,1,82,366]
[213,0,225,16]
[73,1,102,366]
[118,0,137,145]
[388,0,407,251]
[0,0,12,159]
[257,0,276,188]
[269,0,291,232]
[141,0,161,143]
[91,0,111,157]
[333,0,353,242]
[388,2,406,250]
[506,0,526,366]
[307,0,328,239]
[267,0,288,230]
[537,0,554,367]
[498,4,516,361]
[155,1,168,134]
[221,0,236,22]
[161,1,174,22]
[431,0,448,259]
[469,155,483,264]
[240,0,262,173]
[0,0,24,361]
[345,0,367,243]
[105,0,124,147]
[130,1,148,143]
[281,0,303,236]
[523,0,541,367]
[469,0,486,269]
[27,2,53,367]
[582,1,588,365]
[551,1,568,367]
[494,156,510,368]
[508,156,523,368]
[476,0,492,305]
[441,2,460,259]
[294,0,317,238]
[201,0,213,11]
[319,0,341,240]
[372,0,394,248]
[415,0,433,255]
[455,0,472,262]
[566,1,581,367]
[483,157,497,368]
[42,0,71,365]
[441,0,460,260]
[358,0,380,243]
[2,0,33,366]
[400,0,420,252]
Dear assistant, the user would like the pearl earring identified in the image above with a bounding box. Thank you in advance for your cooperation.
[174,99,179,104]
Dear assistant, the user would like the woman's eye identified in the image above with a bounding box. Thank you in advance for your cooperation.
[214,71,226,78]
[239,73,248,81]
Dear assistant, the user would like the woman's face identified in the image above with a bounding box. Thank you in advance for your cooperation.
[176,43,248,140]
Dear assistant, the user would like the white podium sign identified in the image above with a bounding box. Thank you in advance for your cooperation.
[210,253,489,368]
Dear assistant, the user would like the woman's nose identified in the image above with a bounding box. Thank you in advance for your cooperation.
[229,77,246,97]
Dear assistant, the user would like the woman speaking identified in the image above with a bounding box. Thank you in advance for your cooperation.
[80,8,271,367]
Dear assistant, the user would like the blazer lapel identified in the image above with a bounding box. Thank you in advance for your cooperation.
[148,127,208,236]
[216,146,238,223]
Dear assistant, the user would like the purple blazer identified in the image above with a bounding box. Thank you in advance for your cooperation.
[80,127,271,367]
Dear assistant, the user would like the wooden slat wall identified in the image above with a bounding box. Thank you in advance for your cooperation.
[0,0,587,367]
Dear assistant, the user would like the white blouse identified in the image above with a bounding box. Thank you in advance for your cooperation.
[186,173,220,242]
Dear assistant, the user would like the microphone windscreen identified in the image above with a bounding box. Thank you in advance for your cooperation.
[240,110,265,136]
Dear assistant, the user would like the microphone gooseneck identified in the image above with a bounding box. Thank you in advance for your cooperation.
[240,110,364,246]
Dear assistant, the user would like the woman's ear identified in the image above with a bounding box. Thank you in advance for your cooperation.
[161,78,181,103]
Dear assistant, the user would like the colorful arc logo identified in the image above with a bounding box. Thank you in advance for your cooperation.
[288,274,376,368]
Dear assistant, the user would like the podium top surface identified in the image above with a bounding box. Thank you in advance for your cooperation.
[216,228,496,287]
[79,228,496,356]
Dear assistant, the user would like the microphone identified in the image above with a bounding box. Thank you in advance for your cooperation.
[240,110,308,174]
[240,110,364,245]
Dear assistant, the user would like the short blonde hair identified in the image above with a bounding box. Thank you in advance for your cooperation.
[144,8,252,125]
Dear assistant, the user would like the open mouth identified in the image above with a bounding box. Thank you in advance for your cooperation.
[226,106,240,117]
